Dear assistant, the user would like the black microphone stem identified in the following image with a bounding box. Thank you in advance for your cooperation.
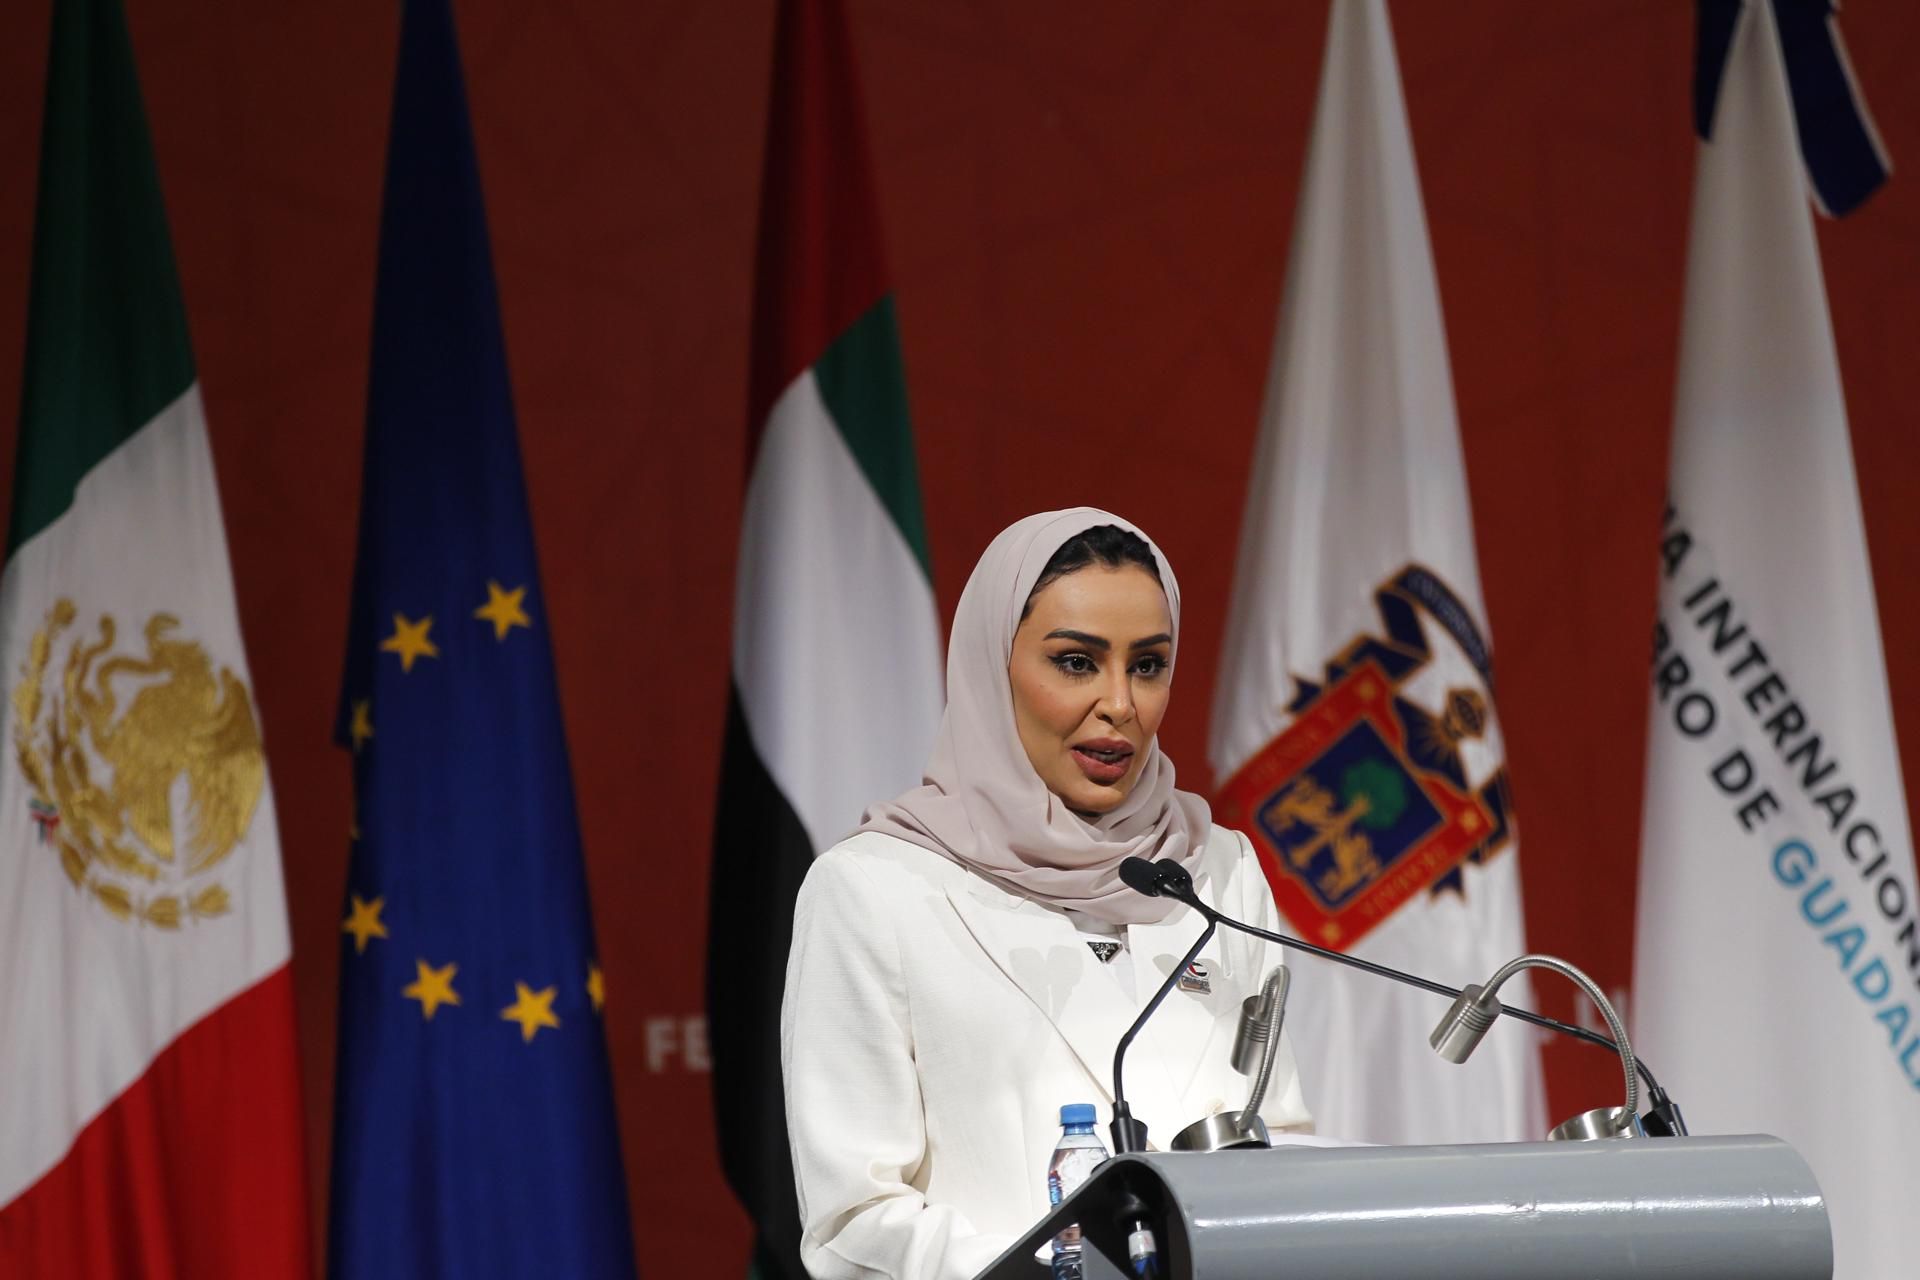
[1109,916,1217,1156]
[1178,893,1668,1098]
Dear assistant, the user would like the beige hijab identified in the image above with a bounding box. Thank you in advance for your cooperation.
[858,508,1211,923]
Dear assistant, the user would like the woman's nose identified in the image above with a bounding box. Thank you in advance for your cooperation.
[1098,671,1135,724]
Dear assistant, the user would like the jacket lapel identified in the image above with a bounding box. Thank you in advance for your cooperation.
[943,871,1143,1103]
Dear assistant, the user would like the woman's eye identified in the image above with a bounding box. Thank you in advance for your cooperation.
[1050,653,1097,676]
[1133,655,1169,677]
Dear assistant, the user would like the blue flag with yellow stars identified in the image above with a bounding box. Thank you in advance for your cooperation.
[326,2,637,1276]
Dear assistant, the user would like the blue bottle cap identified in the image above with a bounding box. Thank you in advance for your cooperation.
[1060,1103,1097,1126]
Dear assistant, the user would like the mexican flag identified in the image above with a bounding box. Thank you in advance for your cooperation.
[0,0,309,1274]
[705,2,943,1277]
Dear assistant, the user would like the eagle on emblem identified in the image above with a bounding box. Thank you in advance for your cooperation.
[14,601,262,925]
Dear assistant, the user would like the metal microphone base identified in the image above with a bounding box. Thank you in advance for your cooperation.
[1170,1111,1270,1152]
[1548,1106,1643,1141]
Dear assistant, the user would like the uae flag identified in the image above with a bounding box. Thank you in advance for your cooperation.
[1633,3,1912,1275]
[0,0,309,1275]
[705,1,943,1277]
[1208,0,1545,1145]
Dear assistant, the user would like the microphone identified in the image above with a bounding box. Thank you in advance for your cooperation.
[1107,901,1216,1156]
[1116,856,1689,1138]
[1431,954,1643,1140]
[1117,855,1191,901]
[1171,962,1291,1153]
[1105,860,1213,1280]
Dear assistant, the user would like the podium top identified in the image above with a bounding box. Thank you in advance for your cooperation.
[977,1134,1830,1279]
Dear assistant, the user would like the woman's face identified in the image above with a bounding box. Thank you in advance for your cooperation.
[1009,564,1174,815]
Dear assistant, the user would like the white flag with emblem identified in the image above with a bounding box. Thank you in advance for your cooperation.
[1632,3,1915,1276]
[1208,0,1546,1144]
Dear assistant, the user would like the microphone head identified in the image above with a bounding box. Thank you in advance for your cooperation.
[1152,862,1196,900]
[1118,857,1164,896]
[1118,856,1197,901]
[1429,983,1503,1063]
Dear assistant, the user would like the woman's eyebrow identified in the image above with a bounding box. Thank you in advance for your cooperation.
[1043,628,1109,650]
[1128,633,1173,650]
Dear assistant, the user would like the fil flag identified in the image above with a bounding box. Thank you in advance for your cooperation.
[706,1,944,1277]
[326,2,636,1276]
[1208,0,1545,1145]
[1633,3,1912,1276]
[0,0,311,1273]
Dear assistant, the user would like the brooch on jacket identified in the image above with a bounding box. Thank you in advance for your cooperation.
[1178,960,1212,995]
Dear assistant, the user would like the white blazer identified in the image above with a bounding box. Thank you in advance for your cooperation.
[781,824,1312,1280]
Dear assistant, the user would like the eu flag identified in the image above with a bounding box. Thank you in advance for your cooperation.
[327,2,637,1276]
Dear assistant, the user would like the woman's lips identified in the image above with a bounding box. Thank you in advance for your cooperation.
[1070,743,1133,784]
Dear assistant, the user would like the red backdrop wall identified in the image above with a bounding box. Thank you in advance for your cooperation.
[2,3,1917,1276]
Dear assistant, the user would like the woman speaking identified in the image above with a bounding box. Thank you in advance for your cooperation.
[781,508,1311,1280]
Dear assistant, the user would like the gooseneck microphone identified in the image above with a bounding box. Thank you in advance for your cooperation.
[1431,953,1643,1139]
[1107,865,1216,1155]
[1102,857,1207,1279]
[1117,856,1689,1137]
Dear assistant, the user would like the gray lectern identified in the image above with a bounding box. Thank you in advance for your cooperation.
[974,1135,1830,1279]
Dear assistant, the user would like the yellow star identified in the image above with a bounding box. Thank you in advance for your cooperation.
[501,981,561,1042]
[474,581,532,641]
[586,963,605,1013]
[341,894,388,954]
[380,613,439,673]
[403,959,461,1020]
[349,698,374,752]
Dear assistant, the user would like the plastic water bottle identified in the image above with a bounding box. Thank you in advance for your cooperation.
[1045,1103,1110,1280]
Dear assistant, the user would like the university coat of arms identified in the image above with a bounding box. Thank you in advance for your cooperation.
[1216,566,1515,948]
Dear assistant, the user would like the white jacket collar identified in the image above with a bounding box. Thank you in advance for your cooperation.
[941,857,1228,1138]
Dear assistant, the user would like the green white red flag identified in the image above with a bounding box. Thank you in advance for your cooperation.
[0,1,309,1274]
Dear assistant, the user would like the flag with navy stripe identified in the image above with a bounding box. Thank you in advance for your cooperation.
[1694,0,1890,215]
[326,2,636,1276]
[1635,4,1911,1276]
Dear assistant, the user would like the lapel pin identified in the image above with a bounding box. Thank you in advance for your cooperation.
[1178,959,1212,995]
[1086,941,1120,964]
